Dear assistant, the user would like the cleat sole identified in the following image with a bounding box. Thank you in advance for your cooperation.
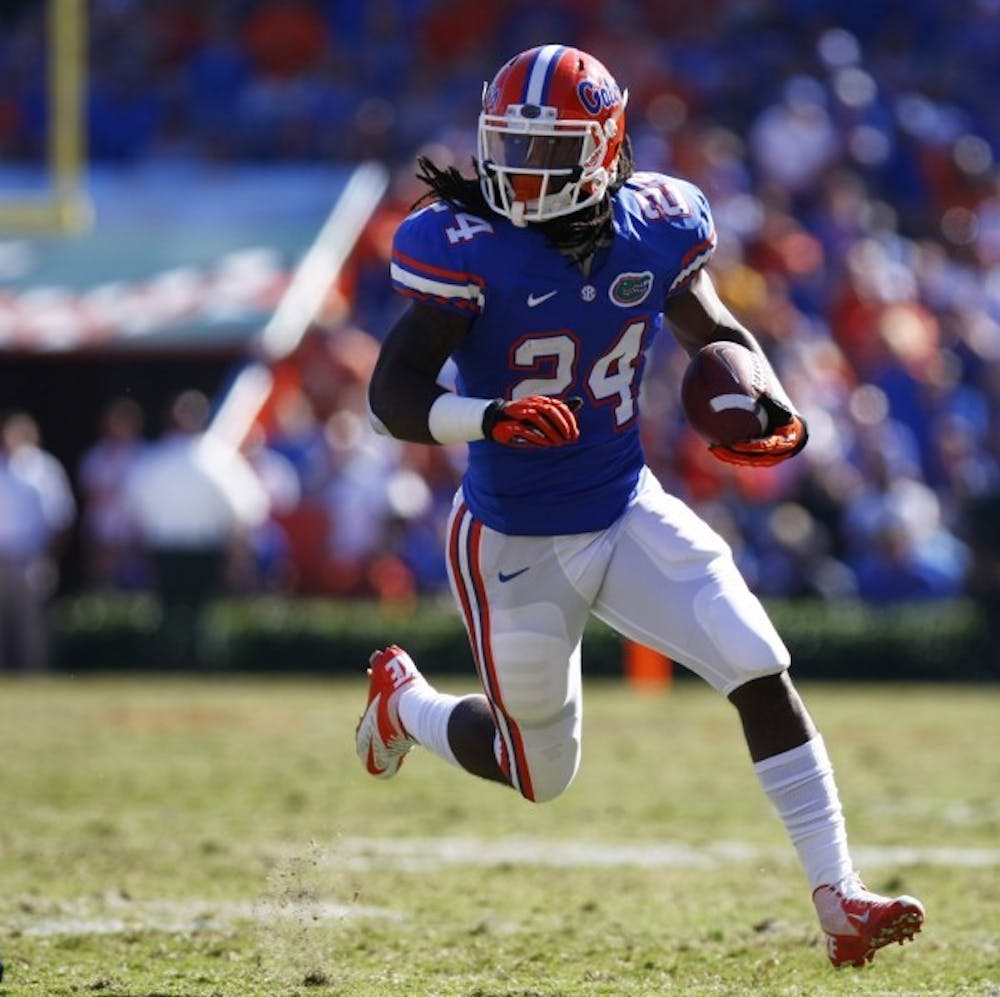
[826,905,924,968]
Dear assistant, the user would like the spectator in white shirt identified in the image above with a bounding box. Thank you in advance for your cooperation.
[124,390,269,665]
[0,411,77,672]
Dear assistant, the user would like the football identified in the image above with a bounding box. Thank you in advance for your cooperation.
[681,341,769,445]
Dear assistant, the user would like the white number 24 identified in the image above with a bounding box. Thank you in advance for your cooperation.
[510,320,647,427]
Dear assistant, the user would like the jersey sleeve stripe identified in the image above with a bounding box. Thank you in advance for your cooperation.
[390,262,485,311]
[394,285,482,313]
[392,248,485,288]
[668,232,718,295]
[679,228,717,269]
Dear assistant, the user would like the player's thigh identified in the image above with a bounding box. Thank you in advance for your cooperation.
[593,476,789,695]
[446,496,601,717]
[445,497,601,800]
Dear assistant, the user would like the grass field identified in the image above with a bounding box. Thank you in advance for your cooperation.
[1,674,998,996]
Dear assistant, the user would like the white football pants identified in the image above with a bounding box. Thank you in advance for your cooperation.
[445,467,789,803]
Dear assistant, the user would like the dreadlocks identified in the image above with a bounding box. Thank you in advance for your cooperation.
[413,157,491,216]
[412,137,635,267]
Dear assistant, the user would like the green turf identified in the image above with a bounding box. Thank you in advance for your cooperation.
[1,675,998,996]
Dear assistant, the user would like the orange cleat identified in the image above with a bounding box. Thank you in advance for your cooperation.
[355,644,424,779]
[813,874,924,968]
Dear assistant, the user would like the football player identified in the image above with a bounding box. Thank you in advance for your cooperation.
[358,44,923,967]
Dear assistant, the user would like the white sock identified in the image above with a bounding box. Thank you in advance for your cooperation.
[396,681,461,768]
[753,734,855,890]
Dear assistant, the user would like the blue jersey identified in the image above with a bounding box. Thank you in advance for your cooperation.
[390,171,717,536]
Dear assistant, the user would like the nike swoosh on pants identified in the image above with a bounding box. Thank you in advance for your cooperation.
[498,567,530,583]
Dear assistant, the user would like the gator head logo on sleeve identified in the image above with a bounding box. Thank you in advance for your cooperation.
[609,270,654,307]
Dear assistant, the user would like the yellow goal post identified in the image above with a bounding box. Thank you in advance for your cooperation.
[0,0,92,235]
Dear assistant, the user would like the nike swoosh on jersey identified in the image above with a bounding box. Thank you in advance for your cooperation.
[498,567,530,583]
[527,290,557,307]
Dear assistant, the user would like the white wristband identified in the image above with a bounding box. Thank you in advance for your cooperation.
[427,393,492,444]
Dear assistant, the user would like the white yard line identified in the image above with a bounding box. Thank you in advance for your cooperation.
[321,836,1000,871]
[19,897,402,938]
[14,837,997,937]
[853,844,1000,867]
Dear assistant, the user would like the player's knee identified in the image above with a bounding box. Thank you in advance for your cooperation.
[526,769,576,803]
[695,575,789,680]
[518,732,580,804]
[489,632,580,803]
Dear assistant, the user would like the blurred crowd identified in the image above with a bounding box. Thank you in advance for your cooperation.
[4,0,1000,669]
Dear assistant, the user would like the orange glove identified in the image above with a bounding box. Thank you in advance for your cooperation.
[483,395,582,448]
[710,396,808,467]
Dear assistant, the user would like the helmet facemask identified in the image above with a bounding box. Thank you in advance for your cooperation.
[478,102,620,226]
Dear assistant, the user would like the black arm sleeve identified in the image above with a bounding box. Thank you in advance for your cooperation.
[368,302,473,443]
